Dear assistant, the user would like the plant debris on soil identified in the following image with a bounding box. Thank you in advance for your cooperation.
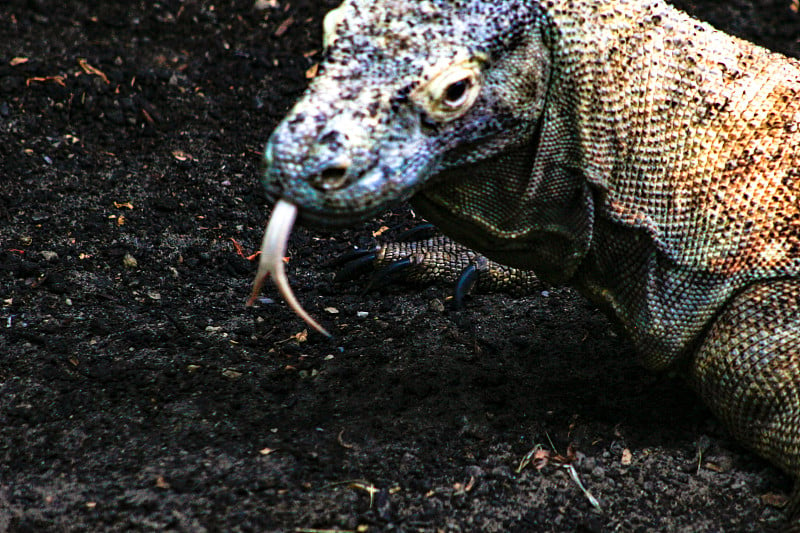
[2,1,798,531]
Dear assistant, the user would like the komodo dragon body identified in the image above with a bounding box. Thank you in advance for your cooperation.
[251,0,800,521]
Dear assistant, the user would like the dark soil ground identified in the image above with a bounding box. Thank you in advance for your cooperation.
[2,1,799,531]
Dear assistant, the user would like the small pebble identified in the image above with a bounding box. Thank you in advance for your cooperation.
[429,298,445,312]
[122,253,138,268]
[254,0,278,9]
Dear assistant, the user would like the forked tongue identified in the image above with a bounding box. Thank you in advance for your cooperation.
[247,199,331,337]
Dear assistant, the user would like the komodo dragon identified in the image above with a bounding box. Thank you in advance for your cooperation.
[249,0,800,524]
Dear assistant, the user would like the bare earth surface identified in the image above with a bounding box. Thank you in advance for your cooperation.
[2,1,799,531]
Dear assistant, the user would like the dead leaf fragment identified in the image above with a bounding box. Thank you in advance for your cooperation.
[274,16,294,36]
[533,448,552,470]
[337,430,355,449]
[259,447,276,455]
[230,238,246,257]
[78,58,110,84]
[517,445,550,472]
[305,63,318,79]
[171,149,193,161]
[26,75,66,87]
[453,476,475,493]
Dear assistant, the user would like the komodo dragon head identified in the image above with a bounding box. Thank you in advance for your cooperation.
[251,0,559,334]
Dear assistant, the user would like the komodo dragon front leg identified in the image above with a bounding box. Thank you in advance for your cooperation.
[249,0,800,524]
[333,233,543,304]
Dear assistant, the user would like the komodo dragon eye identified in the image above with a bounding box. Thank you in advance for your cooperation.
[443,78,471,107]
[413,55,486,122]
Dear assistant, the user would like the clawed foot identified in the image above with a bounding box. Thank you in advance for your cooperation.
[332,224,542,307]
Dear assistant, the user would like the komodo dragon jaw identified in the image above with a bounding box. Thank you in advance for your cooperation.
[251,0,555,334]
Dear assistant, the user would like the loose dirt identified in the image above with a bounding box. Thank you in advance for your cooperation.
[2,1,798,531]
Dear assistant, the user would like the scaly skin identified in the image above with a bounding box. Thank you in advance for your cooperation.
[259,0,800,523]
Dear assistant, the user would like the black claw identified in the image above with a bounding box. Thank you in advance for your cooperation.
[327,248,375,267]
[334,253,377,282]
[366,258,414,291]
[454,264,479,309]
[396,223,436,242]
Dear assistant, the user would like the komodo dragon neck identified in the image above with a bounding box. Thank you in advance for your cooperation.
[412,0,800,368]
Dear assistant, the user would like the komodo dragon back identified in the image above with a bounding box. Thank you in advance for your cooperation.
[251,0,800,524]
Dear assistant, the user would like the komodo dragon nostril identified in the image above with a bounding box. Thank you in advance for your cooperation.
[310,162,351,191]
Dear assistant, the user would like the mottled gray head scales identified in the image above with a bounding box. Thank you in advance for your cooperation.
[262,0,551,227]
